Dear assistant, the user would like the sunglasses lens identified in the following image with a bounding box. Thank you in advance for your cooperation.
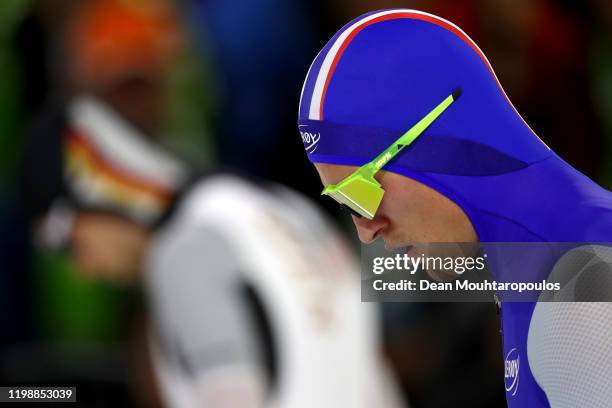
[339,203,363,218]
[324,178,384,219]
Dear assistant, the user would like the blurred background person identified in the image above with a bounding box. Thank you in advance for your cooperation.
[22,0,192,247]
[146,174,406,407]
[10,0,209,405]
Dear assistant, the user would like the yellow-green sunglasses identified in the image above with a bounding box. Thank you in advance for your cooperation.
[322,88,461,219]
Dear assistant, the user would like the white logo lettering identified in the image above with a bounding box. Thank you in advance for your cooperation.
[374,152,392,169]
[504,348,520,396]
[300,129,321,154]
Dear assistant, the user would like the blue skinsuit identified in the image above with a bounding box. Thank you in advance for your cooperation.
[297,9,612,407]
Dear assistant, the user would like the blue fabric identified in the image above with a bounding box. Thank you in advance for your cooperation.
[298,10,612,407]
[300,119,528,175]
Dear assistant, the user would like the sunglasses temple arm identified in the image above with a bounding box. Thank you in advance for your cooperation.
[366,88,461,174]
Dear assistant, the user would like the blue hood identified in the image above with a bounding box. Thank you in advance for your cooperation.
[297,9,612,243]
